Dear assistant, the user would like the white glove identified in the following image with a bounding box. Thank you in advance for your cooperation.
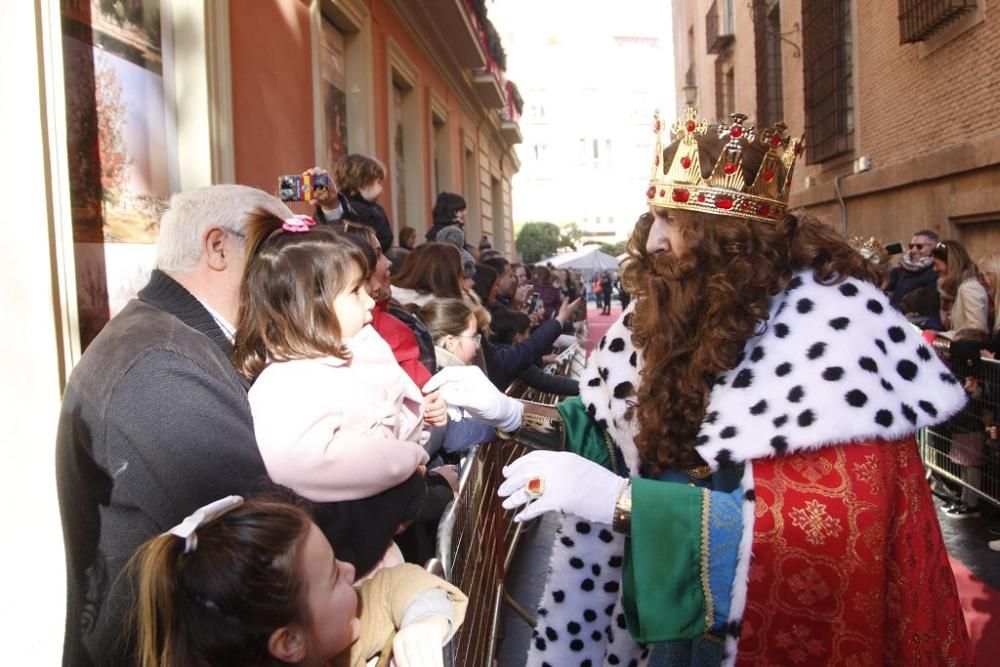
[498,450,628,524]
[422,366,524,432]
[391,615,449,667]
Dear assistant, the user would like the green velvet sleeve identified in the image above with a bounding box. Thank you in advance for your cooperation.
[556,396,612,470]
[622,478,708,642]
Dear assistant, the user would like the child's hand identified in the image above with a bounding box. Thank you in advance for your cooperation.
[391,615,449,667]
[542,353,559,366]
[302,167,338,207]
[422,391,448,427]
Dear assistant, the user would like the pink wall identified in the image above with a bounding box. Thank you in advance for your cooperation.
[230,0,315,209]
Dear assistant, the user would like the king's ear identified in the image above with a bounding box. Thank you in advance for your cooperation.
[268,625,307,663]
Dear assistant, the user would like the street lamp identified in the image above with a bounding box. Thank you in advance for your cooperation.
[682,82,698,107]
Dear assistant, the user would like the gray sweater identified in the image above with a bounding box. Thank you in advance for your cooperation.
[57,271,429,666]
[56,270,268,666]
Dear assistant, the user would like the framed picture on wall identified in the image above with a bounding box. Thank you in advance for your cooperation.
[61,0,176,347]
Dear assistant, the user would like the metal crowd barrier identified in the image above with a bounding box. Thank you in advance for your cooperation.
[918,353,1000,509]
[432,341,583,667]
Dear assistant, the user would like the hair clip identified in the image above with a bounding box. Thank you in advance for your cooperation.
[166,495,244,553]
[282,215,317,233]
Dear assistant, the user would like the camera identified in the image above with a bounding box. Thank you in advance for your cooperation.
[278,172,331,202]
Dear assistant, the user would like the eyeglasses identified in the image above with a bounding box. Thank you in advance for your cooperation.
[458,333,482,345]
[908,243,928,249]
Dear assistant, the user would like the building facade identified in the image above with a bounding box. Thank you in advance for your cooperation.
[490,0,675,244]
[672,0,1000,258]
[57,0,522,350]
[1,0,521,660]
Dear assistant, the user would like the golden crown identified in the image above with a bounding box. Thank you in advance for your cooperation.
[646,107,804,224]
[849,235,889,265]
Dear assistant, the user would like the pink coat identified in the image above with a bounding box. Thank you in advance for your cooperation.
[249,325,428,501]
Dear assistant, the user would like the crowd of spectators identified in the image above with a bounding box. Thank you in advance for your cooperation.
[55,153,585,666]
[885,228,1000,549]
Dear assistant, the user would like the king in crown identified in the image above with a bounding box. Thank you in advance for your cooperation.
[647,107,804,224]
[500,105,972,666]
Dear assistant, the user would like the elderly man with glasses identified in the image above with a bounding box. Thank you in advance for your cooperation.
[886,228,941,323]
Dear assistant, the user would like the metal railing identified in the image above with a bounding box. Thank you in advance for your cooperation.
[432,342,582,666]
[919,352,1000,509]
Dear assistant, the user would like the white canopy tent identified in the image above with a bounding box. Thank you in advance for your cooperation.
[538,247,621,278]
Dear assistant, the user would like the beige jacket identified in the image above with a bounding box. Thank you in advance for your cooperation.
[941,277,989,338]
[334,564,468,667]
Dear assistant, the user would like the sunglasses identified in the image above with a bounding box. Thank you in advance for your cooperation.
[908,243,928,249]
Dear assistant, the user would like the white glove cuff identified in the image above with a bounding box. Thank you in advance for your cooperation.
[496,398,524,433]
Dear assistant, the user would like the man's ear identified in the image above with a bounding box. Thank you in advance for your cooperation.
[204,227,230,271]
[268,625,307,663]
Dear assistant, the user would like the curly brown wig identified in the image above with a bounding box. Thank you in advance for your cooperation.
[621,130,884,474]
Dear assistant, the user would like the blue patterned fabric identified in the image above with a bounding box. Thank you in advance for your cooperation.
[706,488,743,629]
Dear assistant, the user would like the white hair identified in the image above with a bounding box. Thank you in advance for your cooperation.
[155,184,293,272]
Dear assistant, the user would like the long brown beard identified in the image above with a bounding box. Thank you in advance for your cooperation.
[631,254,772,473]
[623,209,889,474]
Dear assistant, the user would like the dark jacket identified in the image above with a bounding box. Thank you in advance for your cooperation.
[56,271,417,666]
[517,362,580,396]
[887,265,938,312]
[317,192,394,252]
[483,318,562,391]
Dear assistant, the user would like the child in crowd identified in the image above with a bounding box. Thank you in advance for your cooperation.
[418,298,496,454]
[328,154,394,252]
[490,308,579,397]
[231,212,447,508]
[133,495,467,667]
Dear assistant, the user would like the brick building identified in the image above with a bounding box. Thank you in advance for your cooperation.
[671,0,1000,258]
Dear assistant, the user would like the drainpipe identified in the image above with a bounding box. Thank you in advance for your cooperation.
[833,173,848,235]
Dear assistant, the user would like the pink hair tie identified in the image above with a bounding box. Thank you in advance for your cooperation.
[282,215,316,233]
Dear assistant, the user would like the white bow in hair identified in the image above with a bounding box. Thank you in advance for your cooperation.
[166,495,244,553]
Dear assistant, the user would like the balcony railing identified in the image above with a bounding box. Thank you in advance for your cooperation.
[898,0,976,43]
[499,81,522,145]
[707,0,735,54]
[473,65,506,108]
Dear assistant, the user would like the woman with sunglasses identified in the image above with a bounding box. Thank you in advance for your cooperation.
[927,240,990,521]
[931,239,989,339]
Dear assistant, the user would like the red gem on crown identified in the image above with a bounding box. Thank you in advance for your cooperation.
[763,169,774,182]
[716,197,733,210]
[659,189,666,197]
[730,125,743,138]
[759,204,771,217]
[723,163,737,175]
[646,186,656,198]
[771,134,782,147]
[672,189,690,203]
[686,120,696,133]
[655,155,660,166]
[680,156,692,169]
[697,193,706,202]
